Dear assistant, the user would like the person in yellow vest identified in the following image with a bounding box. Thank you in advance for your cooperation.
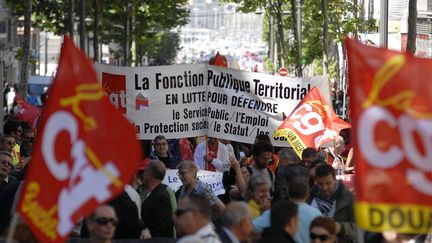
[3,120,22,166]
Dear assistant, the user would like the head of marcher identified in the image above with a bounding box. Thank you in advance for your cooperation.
[252,141,273,170]
[246,176,270,205]
[277,148,298,167]
[315,163,337,199]
[174,194,212,235]
[334,136,345,156]
[177,160,198,188]
[153,135,169,157]
[301,147,318,168]
[0,134,15,153]
[0,151,13,180]
[288,176,310,201]
[271,200,299,237]
[141,160,166,191]
[222,201,254,241]
[86,204,117,243]
[309,216,337,243]
[4,120,23,144]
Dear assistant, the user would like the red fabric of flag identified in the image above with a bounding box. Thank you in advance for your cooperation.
[273,87,350,157]
[210,52,227,67]
[14,94,42,129]
[17,36,142,243]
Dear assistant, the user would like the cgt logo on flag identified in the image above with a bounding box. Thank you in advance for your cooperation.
[273,87,350,158]
[102,72,127,113]
[346,38,432,234]
[18,36,141,243]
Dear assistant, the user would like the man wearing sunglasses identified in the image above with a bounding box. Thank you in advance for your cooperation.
[86,204,118,243]
[174,194,221,243]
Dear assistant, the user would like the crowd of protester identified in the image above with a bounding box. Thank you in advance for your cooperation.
[1,111,430,243]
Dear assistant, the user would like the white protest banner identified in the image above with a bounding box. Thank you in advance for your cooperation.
[162,169,225,195]
[96,63,330,146]
[206,66,330,146]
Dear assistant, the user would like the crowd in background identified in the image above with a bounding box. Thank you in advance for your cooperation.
[0,83,429,243]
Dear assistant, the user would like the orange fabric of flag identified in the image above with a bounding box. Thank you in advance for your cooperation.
[273,87,350,158]
[17,36,142,243]
[346,38,432,234]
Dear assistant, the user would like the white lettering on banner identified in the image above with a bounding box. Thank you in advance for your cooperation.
[108,90,126,109]
[42,111,120,236]
[291,104,324,136]
[95,63,330,146]
[162,169,225,195]
[358,105,432,195]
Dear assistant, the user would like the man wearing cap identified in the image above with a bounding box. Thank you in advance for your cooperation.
[141,160,176,238]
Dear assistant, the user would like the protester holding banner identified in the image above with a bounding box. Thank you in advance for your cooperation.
[308,163,356,243]
[176,160,225,219]
[193,137,230,172]
[220,155,250,204]
[150,135,178,169]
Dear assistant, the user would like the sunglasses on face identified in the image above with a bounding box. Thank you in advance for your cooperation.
[92,217,118,226]
[174,208,195,217]
[25,136,34,141]
[310,233,330,241]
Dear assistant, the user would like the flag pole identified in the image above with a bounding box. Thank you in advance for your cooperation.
[6,213,19,243]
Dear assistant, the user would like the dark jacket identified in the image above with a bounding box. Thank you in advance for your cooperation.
[80,191,144,239]
[308,181,356,243]
[258,227,296,243]
[141,183,175,238]
[274,164,309,201]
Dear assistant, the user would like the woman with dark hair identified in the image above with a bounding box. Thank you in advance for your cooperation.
[220,156,251,204]
[309,216,337,243]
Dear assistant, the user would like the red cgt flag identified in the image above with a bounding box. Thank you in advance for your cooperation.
[273,87,350,158]
[346,38,432,234]
[17,36,142,243]
[14,94,42,129]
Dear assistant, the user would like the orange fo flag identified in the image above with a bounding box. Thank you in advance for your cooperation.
[17,36,142,243]
[346,38,432,234]
[273,87,350,158]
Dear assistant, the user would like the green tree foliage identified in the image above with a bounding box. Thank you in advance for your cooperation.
[6,0,189,66]
[222,0,376,80]
[142,32,181,66]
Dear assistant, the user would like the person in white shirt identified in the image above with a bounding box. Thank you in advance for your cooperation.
[175,194,221,243]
